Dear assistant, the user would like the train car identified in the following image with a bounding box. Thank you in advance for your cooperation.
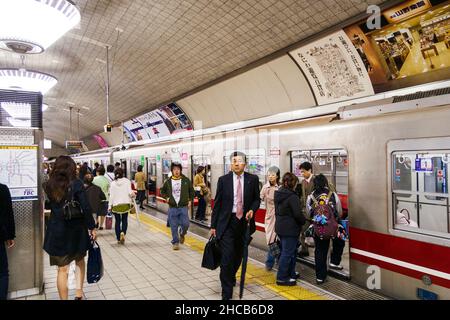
[71,150,114,170]
[78,91,450,300]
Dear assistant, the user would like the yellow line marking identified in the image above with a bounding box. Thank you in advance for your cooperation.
[130,213,327,300]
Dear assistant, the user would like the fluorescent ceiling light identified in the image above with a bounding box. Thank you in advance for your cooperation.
[0,68,57,94]
[0,0,81,54]
[7,117,31,127]
[1,101,31,119]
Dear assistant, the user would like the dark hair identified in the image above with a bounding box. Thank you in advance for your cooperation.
[196,166,205,174]
[313,174,329,194]
[94,162,99,168]
[229,151,247,163]
[115,162,121,167]
[171,162,182,172]
[282,172,298,190]
[299,161,312,171]
[45,155,77,202]
[107,164,115,173]
[137,165,143,172]
[84,173,94,185]
[97,165,105,175]
[79,162,90,179]
[114,168,124,180]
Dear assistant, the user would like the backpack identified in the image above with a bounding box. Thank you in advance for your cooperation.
[311,191,338,240]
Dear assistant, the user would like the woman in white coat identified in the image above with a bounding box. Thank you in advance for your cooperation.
[260,166,280,271]
[108,168,135,244]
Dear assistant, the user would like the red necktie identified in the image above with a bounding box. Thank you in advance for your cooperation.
[236,175,243,220]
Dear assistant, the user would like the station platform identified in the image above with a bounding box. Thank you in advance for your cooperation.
[16,208,386,301]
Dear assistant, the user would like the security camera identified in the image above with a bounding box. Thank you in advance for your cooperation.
[104,123,112,132]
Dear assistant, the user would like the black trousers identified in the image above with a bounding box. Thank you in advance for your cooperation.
[314,237,345,280]
[0,241,8,300]
[219,216,246,300]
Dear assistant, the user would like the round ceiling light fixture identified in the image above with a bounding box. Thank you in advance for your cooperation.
[0,68,58,94]
[0,0,81,54]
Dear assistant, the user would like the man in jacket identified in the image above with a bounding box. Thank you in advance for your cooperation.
[0,183,15,300]
[210,151,261,300]
[160,163,194,250]
[298,162,315,257]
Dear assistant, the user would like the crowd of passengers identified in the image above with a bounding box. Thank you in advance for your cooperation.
[0,152,346,300]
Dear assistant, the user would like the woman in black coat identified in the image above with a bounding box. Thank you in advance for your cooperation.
[44,156,96,300]
[275,173,306,286]
[0,183,15,300]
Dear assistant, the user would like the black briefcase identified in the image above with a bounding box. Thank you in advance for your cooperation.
[201,236,221,270]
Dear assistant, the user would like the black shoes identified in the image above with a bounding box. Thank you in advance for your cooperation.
[316,278,325,285]
[293,271,300,279]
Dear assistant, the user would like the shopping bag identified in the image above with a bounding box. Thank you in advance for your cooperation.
[268,237,281,259]
[201,236,221,270]
[105,213,113,230]
[68,261,76,290]
[87,240,104,284]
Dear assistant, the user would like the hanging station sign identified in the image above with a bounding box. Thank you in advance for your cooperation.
[65,140,83,149]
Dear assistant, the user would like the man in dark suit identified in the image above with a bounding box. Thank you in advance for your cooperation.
[0,183,15,300]
[211,151,261,300]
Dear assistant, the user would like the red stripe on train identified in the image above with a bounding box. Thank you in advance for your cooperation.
[351,252,450,289]
[350,227,450,273]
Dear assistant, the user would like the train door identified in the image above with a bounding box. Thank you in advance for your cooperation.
[291,149,350,279]
[191,156,211,225]
[146,157,157,208]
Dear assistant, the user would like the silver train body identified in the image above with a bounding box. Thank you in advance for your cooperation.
[72,96,450,300]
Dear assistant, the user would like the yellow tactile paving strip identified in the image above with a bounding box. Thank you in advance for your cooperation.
[131,213,328,300]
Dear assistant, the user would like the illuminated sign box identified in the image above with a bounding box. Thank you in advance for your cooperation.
[383,0,432,23]
[65,140,83,149]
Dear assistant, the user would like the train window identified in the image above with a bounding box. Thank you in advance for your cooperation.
[162,158,172,182]
[223,150,266,190]
[392,151,450,238]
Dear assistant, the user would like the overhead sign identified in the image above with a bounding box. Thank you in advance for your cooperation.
[0,145,38,201]
[65,140,83,149]
[289,30,374,105]
[383,0,431,24]
[415,158,433,172]
[123,103,192,143]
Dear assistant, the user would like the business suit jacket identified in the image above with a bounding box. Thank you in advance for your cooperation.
[211,171,261,239]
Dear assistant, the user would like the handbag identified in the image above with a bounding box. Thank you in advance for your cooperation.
[201,236,222,270]
[87,240,104,284]
[268,236,281,259]
[62,187,84,221]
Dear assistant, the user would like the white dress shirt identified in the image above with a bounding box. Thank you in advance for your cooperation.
[232,172,244,213]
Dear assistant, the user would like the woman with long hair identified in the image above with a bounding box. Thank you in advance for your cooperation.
[260,166,280,271]
[43,156,96,300]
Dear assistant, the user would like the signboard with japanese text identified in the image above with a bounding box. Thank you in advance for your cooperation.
[289,30,374,105]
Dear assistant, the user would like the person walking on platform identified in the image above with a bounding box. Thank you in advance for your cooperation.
[92,162,100,177]
[43,156,96,300]
[194,166,207,222]
[160,163,194,250]
[84,174,106,230]
[93,165,110,230]
[306,174,344,284]
[275,173,305,286]
[78,162,91,181]
[0,183,15,300]
[105,164,115,183]
[260,166,280,271]
[210,151,261,300]
[134,165,146,210]
[109,168,135,245]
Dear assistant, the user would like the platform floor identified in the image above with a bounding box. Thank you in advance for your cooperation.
[20,211,338,300]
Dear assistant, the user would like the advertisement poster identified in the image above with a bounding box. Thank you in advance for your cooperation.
[289,30,374,105]
[0,145,38,200]
[93,134,109,148]
[123,103,193,143]
[344,0,450,91]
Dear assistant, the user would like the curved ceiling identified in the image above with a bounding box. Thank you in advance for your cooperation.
[0,0,387,147]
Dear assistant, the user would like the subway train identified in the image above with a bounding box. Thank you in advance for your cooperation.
[71,90,450,300]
